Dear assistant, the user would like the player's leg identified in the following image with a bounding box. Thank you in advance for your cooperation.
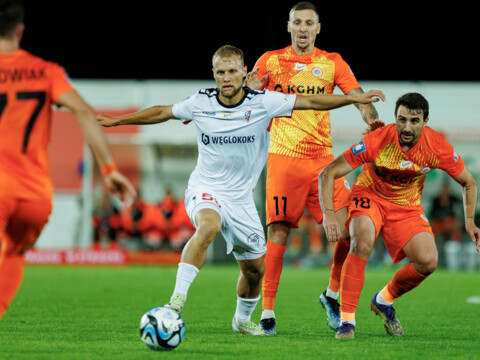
[261,154,309,332]
[166,207,221,313]
[371,231,436,336]
[232,256,267,335]
[336,214,376,339]
[0,199,51,320]
[307,166,351,331]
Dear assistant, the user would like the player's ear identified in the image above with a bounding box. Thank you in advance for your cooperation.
[424,117,429,125]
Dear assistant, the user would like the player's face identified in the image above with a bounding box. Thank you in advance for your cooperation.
[212,55,247,105]
[395,105,429,147]
[288,9,320,54]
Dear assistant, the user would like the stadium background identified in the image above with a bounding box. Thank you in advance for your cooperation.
[19,1,480,270]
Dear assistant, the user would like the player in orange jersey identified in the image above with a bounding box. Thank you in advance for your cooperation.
[245,1,381,334]
[0,0,136,320]
[319,92,479,339]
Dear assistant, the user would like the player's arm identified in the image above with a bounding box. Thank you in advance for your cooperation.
[97,105,178,127]
[57,89,137,206]
[347,87,385,135]
[452,166,480,251]
[318,154,354,242]
[294,90,385,111]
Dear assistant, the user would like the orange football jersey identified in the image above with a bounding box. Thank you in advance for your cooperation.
[344,124,465,207]
[254,46,360,159]
[0,50,74,201]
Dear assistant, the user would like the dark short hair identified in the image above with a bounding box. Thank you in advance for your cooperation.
[212,45,244,67]
[0,0,24,37]
[395,92,429,120]
[290,1,320,22]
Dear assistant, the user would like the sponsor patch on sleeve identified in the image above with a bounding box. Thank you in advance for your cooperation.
[351,140,367,156]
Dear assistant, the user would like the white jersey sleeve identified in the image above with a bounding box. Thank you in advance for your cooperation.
[172,92,199,124]
[262,90,296,119]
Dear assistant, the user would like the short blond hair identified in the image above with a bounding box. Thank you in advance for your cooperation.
[212,45,245,67]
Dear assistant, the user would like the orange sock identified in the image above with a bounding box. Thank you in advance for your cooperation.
[0,252,24,319]
[384,262,428,301]
[262,241,286,310]
[328,238,350,293]
[340,253,368,315]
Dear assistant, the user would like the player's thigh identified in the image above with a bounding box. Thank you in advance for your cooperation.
[6,199,52,254]
[265,154,311,228]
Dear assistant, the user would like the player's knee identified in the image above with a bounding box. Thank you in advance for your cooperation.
[349,235,374,258]
[195,221,220,245]
[415,254,438,275]
[243,265,264,284]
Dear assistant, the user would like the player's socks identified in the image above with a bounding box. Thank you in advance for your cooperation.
[262,241,286,311]
[260,309,275,320]
[172,262,199,299]
[326,287,339,300]
[328,238,350,293]
[0,253,24,319]
[340,253,368,314]
[234,295,260,325]
[385,262,428,300]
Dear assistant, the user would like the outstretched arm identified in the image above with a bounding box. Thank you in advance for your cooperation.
[453,167,480,251]
[294,90,385,111]
[318,154,354,242]
[97,105,177,127]
[57,90,137,206]
[348,88,385,135]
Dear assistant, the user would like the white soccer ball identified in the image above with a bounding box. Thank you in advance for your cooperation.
[139,306,186,351]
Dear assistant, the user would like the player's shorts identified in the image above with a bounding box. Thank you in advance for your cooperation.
[0,197,52,255]
[185,188,266,261]
[266,153,351,228]
[346,186,434,263]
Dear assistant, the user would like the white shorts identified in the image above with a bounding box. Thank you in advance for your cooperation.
[185,188,266,261]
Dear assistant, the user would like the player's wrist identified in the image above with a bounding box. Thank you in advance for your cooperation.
[100,162,117,176]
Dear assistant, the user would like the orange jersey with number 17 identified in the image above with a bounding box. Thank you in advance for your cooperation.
[343,124,465,207]
[0,49,74,201]
[254,46,360,159]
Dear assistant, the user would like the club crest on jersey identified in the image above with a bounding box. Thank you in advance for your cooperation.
[312,67,323,77]
[244,110,251,121]
[351,140,366,155]
[420,167,431,174]
[294,63,307,71]
[400,161,413,169]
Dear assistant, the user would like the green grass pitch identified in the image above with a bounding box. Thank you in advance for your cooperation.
[1,264,479,359]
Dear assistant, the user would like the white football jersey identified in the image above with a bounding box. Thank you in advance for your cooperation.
[172,88,296,201]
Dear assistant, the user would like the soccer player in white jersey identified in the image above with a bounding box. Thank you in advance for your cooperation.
[97,45,384,336]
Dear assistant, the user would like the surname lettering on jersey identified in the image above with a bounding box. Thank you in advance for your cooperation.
[0,67,46,83]
[273,83,325,94]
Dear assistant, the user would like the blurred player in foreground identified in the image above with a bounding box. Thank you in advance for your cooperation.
[0,0,136,320]
[97,45,384,335]
[319,92,479,339]
[245,1,380,334]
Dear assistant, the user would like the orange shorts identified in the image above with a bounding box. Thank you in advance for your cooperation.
[346,186,434,263]
[266,153,351,228]
[0,197,52,256]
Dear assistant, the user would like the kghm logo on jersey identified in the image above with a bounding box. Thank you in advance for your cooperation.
[351,140,366,155]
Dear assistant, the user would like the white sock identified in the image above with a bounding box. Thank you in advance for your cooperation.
[171,262,199,301]
[261,309,275,320]
[326,287,339,300]
[376,292,393,306]
[234,295,260,325]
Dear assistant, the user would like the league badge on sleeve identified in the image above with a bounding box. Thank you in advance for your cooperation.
[351,140,366,156]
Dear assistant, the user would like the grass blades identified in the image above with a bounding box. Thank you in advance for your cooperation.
[1,265,479,359]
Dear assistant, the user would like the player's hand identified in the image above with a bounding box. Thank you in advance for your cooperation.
[354,90,385,104]
[97,114,119,127]
[323,213,341,243]
[361,119,385,135]
[466,223,480,252]
[103,170,137,208]
[245,67,268,90]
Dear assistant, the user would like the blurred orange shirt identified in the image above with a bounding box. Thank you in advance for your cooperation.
[254,46,360,159]
[0,50,73,201]
[343,124,465,207]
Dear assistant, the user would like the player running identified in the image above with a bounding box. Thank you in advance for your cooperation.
[0,0,136,320]
[318,92,479,339]
[97,45,384,336]
[245,1,380,334]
